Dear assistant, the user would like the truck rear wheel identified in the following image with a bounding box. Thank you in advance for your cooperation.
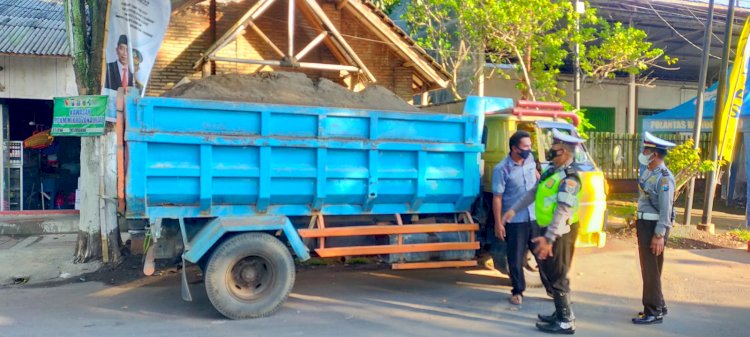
[205,232,295,319]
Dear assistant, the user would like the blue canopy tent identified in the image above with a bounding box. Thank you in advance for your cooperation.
[643,80,750,226]
[642,82,747,133]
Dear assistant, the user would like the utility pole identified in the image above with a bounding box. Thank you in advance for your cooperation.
[628,18,637,134]
[684,0,715,227]
[701,0,736,232]
[573,0,584,111]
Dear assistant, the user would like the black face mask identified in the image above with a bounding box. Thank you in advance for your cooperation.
[546,148,561,160]
[518,149,532,159]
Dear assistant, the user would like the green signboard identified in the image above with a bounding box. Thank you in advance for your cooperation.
[51,96,108,136]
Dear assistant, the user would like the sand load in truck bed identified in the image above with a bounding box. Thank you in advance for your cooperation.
[162,71,418,112]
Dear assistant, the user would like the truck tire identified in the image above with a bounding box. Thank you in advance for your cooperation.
[204,232,295,319]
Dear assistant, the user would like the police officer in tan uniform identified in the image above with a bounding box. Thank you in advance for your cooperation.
[633,132,676,325]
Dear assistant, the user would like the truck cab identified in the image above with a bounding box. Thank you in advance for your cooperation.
[469,96,608,249]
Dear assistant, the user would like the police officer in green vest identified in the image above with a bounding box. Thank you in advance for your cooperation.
[502,129,583,334]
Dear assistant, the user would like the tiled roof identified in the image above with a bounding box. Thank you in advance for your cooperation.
[0,0,69,56]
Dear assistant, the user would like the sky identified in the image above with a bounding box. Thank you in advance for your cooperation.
[691,0,750,8]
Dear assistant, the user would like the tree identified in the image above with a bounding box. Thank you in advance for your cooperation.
[65,0,108,96]
[66,1,194,264]
[65,0,116,264]
[665,139,723,200]
[371,0,401,14]
[404,0,674,101]
[405,0,484,99]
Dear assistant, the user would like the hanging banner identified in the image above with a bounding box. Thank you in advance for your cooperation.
[51,96,108,136]
[102,0,171,121]
[718,18,750,163]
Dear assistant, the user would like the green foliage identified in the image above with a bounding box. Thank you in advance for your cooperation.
[345,257,372,265]
[475,0,575,100]
[582,21,673,78]
[665,139,720,174]
[405,0,481,99]
[300,258,337,266]
[370,0,401,14]
[665,139,724,197]
[65,0,108,95]
[729,228,750,242]
[561,101,595,139]
[608,204,638,219]
[403,0,670,101]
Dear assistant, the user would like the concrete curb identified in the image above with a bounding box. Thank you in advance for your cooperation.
[0,213,79,235]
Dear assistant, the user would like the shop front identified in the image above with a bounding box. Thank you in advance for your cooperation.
[0,99,81,212]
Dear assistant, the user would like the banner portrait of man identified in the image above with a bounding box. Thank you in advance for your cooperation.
[104,34,134,92]
[100,0,171,121]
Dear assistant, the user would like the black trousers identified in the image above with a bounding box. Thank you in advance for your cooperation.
[636,219,669,317]
[540,223,579,294]
[506,221,551,295]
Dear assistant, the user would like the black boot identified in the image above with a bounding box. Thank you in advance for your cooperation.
[638,306,668,317]
[537,292,575,334]
[538,312,557,324]
[536,321,575,335]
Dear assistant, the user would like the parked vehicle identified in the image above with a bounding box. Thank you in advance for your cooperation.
[475,98,608,251]
[122,93,490,319]
[427,97,607,281]
[121,94,605,319]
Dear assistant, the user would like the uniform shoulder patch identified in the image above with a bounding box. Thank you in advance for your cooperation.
[564,166,578,176]
[659,176,671,191]
[560,178,579,193]
[661,168,671,177]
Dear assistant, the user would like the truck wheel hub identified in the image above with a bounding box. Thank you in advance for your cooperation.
[227,256,275,301]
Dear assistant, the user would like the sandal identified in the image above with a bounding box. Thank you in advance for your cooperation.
[510,294,523,305]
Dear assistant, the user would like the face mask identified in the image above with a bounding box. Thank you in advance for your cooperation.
[638,153,654,166]
[546,148,561,160]
[518,149,532,159]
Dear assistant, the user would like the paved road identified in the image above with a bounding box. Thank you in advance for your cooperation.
[1,238,749,337]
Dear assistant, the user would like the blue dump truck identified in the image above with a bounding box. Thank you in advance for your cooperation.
[123,94,609,319]
[123,93,508,319]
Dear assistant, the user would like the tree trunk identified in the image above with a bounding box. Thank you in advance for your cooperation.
[513,46,536,101]
[75,137,102,263]
[87,0,108,91]
[65,0,90,94]
[103,130,123,264]
[67,0,118,264]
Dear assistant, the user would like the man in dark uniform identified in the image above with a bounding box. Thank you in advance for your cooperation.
[633,132,676,325]
[502,129,584,334]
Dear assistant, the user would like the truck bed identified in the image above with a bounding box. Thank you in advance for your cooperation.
[124,96,483,220]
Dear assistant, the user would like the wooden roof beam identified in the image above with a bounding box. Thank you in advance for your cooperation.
[341,0,449,88]
[336,0,349,10]
[193,0,277,69]
[295,0,354,69]
[301,0,376,82]
[296,31,329,60]
[248,21,285,58]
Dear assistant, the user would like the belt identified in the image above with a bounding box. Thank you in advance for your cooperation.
[637,212,659,221]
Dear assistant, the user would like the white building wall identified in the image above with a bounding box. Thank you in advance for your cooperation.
[484,75,697,133]
[0,55,78,100]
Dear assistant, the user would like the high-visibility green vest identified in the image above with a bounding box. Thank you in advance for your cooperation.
[535,168,580,227]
